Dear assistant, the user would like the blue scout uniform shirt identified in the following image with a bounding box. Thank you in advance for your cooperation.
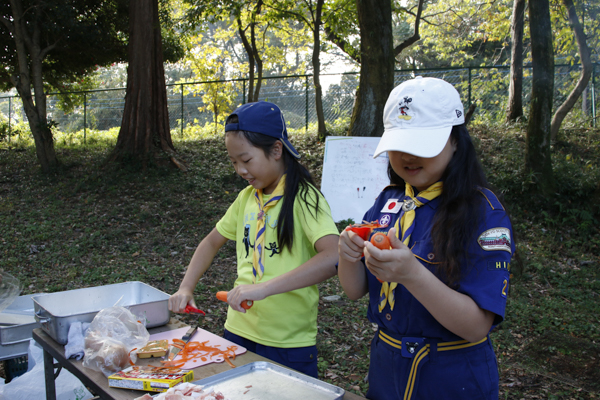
[362,184,514,341]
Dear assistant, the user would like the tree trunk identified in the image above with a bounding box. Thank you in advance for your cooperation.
[109,0,177,169]
[250,10,264,102]
[236,0,264,103]
[506,0,525,122]
[526,0,554,196]
[349,0,394,137]
[237,15,256,103]
[8,0,59,173]
[550,0,592,141]
[313,0,327,141]
[582,86,588,116]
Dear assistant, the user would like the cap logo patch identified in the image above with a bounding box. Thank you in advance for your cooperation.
[478,228,512,253]
[397,96,412,121]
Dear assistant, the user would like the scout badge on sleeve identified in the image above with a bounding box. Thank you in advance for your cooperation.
[478,228,512,254]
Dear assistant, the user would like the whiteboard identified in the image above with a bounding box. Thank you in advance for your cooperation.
[321,137,390,223]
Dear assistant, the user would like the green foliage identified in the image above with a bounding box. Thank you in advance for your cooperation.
[0,115,10,142]
[0,0,130,92]
[177,28,242,125]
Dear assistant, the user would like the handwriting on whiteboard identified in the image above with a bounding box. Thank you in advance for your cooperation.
[321,137,389,223]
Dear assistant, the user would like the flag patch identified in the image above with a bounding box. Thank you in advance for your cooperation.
[381,198,402,214]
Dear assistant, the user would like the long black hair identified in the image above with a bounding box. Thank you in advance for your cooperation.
[226,126,322,252]
[387,124,492,286]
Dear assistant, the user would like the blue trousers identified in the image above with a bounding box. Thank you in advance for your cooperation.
[223,329,319,378]
[367,330,499,400]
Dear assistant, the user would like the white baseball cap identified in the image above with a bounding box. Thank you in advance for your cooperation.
[373,76,465,159]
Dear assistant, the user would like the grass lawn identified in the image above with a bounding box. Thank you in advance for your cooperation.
[1,123,599,398]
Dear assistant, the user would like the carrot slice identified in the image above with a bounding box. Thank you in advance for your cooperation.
[128,348,138,366]
[160,339,240,369]
[224,356,236,368]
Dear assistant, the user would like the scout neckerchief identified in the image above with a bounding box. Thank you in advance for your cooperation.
[378,181,443,312]
[252,174,286,283]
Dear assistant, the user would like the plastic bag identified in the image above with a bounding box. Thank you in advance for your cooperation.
[0,271,22,313]
[82,306,149,377]
[0,340,93,400]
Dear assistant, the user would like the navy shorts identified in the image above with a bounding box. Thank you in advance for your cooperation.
[223,329,319,378]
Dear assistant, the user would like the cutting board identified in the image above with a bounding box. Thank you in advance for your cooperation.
[149,327,246,369]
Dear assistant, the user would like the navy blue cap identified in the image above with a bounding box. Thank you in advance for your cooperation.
[225,101,301,159]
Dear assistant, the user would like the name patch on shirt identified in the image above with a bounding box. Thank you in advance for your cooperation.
[478,228,512,254]
[488,261,511,271]
[381,199,402,214]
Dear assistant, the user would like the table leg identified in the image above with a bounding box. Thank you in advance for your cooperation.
[43,348,58,400]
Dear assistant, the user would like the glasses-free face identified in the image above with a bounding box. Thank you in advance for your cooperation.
[225,132,285,194]
[388,137,456,193]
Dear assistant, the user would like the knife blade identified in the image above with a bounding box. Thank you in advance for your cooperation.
[167,326,198,361]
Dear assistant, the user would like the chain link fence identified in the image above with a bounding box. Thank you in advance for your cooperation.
[1,64,598,141]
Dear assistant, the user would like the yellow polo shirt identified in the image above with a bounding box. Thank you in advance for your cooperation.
[216,184,338,347]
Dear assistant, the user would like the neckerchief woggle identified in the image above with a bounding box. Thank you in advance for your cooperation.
[378,181,443,312]
[252,174,286,283]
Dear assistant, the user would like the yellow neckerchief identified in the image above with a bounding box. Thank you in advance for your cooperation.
[378,181,443,312]
[252,174,286,283]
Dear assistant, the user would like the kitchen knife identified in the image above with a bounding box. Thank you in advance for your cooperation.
[167,325,198,361]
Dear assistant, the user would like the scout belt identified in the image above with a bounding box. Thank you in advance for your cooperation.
[377,329,489,400]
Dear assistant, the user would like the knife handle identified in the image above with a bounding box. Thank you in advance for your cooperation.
[182,326,197,341]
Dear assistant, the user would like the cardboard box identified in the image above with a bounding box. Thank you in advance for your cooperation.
[108,366,194,392]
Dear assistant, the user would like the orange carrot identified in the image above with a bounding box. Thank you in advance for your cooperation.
[128,348,138,365]
[161,340,240,369]
[216,291,253,309]
[370,232,391,250]
[370,232,391,283]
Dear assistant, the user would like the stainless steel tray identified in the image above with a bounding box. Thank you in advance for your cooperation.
[0,293,42,345]
[0,293,45,360]
[192,361,345,400]
[32,281,170,345]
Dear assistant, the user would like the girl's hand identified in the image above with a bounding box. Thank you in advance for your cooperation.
[226,284,268,313]
[338,226,367,263]
[363,228,422,283]
[169,289,197,313]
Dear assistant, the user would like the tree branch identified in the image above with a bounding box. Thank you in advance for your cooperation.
[394,0,425,57]
[550,0,592,141]
[323,25,360,63]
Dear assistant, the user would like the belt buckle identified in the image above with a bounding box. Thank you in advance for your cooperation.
[401,337,425,358]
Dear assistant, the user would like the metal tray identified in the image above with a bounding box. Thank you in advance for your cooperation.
[32,281,170,345]
[192,361,345,400]
[0,293,42,345]
[0,293,45,361]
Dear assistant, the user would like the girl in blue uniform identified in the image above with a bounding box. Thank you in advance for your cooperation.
[338,77,514,399]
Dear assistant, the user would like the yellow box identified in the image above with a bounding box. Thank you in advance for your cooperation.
[108,366,194,392]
